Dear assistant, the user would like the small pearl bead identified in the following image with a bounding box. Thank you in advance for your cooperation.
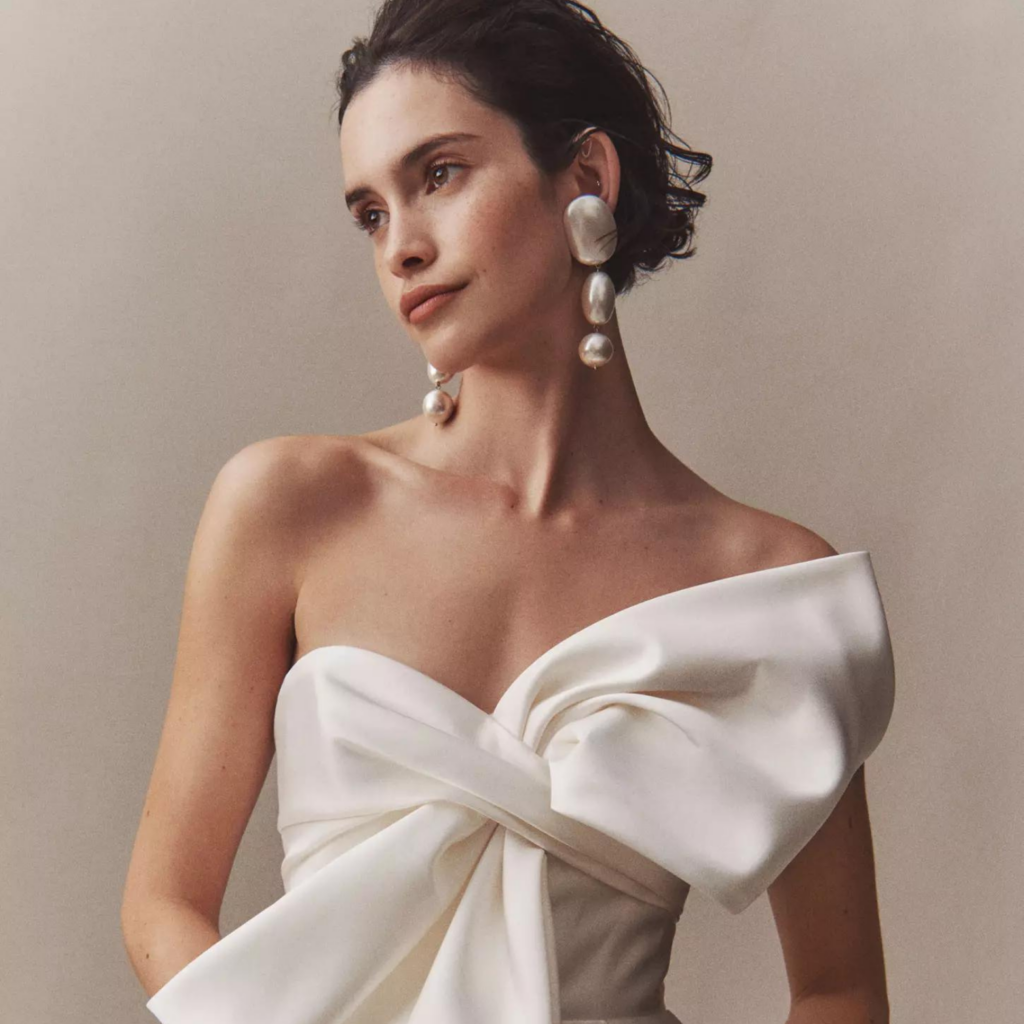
[578,332,614,367]
[422,387,454,423]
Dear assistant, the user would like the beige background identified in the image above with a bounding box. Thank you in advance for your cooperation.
[2,0,1021,1021]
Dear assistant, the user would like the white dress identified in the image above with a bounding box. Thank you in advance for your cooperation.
[145,549,895,1024]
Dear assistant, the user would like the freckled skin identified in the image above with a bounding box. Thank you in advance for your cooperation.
[339,63,601,379]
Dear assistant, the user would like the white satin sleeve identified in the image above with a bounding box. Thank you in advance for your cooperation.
[534,549,896,914]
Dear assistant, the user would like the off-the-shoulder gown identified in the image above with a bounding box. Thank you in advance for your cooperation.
[145,549,895,1024]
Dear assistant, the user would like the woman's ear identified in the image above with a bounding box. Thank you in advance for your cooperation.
[573,128,621,215]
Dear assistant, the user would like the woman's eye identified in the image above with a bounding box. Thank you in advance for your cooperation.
[427,161,462,189]
[354,209,381,234]
[353,160,464,236]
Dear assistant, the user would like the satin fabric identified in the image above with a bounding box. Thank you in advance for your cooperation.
[145,549,895,1024]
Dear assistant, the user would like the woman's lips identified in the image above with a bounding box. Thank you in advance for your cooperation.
[408,285,466,324]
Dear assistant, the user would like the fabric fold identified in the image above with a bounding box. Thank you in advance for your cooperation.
[145,549,894,1024]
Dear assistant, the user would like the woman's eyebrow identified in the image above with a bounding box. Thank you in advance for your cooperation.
[345,132,481,209]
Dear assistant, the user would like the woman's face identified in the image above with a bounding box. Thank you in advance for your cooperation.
[339,62,586,373]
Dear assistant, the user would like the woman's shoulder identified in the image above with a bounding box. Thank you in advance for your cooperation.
[702,487,841,580]
[221,432,381,491]
[210,434,387,553]
[225,434,840,578]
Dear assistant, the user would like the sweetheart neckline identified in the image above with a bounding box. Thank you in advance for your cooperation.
[280,549,871,718]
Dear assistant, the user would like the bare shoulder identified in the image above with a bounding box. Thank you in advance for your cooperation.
[709,493,840,576]
[217,433,376,519]
[218,433,369,494]
[759,509,840,565]
[199,434,386,603]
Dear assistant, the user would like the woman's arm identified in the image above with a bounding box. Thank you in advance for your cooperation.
[120,437,307,998]
[768,764,891,1024]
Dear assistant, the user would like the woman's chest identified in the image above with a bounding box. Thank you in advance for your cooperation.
[292,486,746,715]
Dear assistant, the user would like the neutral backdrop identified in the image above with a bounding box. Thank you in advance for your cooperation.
[2,1,1021,1021]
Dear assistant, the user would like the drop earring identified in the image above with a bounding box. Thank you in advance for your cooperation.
[564,134,617,368]
[422,363,455,425]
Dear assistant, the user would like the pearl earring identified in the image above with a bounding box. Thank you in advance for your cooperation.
[422,362,455,425]
[563,169,617,366]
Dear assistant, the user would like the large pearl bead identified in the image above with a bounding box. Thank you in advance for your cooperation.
[563,194,618,266]
[422,387,454,423]
[579,332,614,367]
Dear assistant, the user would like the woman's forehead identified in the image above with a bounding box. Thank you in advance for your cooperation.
[339,69,514,179]
[342,66,479,145]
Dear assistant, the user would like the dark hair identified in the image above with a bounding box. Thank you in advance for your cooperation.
[334,0,712,296]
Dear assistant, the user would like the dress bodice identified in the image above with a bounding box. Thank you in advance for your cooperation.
[145,550,895,1024]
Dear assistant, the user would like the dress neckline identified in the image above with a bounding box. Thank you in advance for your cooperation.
[281,550,871,718]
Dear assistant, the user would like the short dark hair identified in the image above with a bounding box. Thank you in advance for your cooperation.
[334,0,712,296]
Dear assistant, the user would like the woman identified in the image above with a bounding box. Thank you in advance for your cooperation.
[122,2,895,1022]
